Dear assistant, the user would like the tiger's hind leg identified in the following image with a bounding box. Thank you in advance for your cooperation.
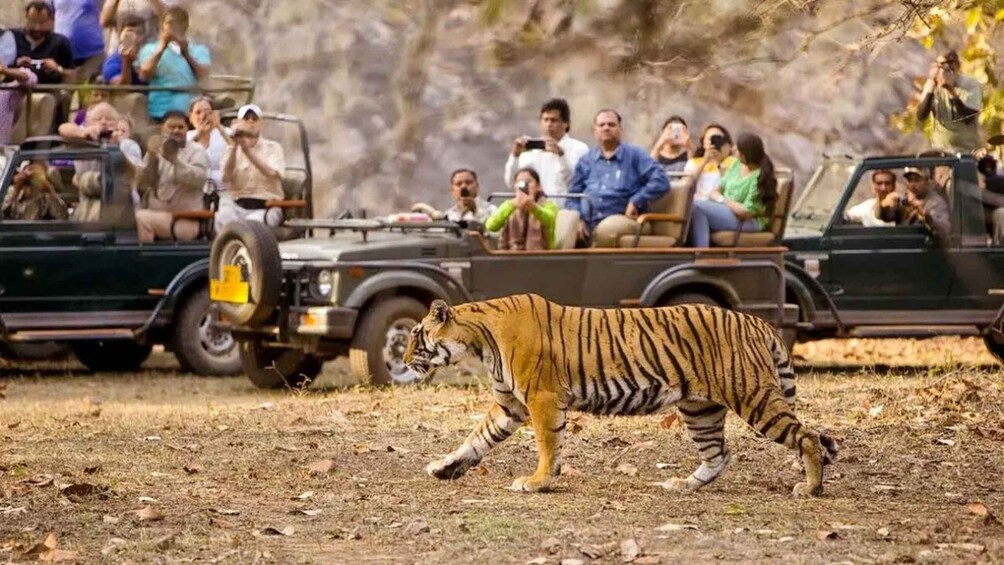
[511,392,566,493]
[740,390,829,497]
[659,400,730,493]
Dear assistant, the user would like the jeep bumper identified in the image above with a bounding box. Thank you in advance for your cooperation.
[290,306,358,339]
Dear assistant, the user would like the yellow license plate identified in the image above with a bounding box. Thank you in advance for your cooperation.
[210,265,250,304]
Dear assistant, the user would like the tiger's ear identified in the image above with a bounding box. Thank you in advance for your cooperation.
[430,300,451,324]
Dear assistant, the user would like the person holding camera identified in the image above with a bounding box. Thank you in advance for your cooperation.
[1,30,39,145]
[916,50,982,153]
[688,132,776,247]
[187,96,230,193]
[879,167,951,244]
[844,169,897,227]
[2,161,69,221]
[443,168,496,224]
[13,2,77,85]
[57,101,121,221]
[650,116,691,172]
[565,109,669,248]
[215,104,286,232]
[504,98,589,196]
[485,167,558,251]
[133,110,209,242]
[137,6,210,121]
[683,124,736,201]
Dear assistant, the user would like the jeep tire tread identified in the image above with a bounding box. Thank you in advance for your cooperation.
[239,339,322,389]
[173,287,242,376]
[72,341,152,372]
[349,296,427,386]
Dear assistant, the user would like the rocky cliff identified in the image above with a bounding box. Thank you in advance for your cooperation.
[3,1,932,217]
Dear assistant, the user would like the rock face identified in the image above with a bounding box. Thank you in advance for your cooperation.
[3,1,931,217]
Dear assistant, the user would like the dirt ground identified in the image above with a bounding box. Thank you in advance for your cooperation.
[2,337,1004,564]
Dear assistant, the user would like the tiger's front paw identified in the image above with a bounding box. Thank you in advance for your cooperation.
[510,475,554,493]
[655,477,700,493]
[425,455,472,480]
[792,481,823,497]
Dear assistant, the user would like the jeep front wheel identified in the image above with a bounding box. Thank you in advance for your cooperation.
[984,334,1004,365]
[72,341,152,372]
[239,339,323,389]
[173,287,241,376]
[349,296,426,386]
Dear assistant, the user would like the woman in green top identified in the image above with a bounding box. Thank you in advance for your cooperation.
[485,167,558,250]
[687,132,777,247]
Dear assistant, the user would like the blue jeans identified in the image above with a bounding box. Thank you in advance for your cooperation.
[689,200,759,247]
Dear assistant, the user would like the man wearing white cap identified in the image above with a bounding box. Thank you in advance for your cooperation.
[215,103,286,232]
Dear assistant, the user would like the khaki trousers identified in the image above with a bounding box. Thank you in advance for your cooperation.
[136,209,199,243]
[591,214,647,248]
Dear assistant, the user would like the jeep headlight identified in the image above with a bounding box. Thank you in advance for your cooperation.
[315,269,336,299]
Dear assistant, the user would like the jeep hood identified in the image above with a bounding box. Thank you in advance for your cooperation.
[277,231,458,262]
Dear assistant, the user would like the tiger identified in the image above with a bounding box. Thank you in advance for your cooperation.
[403,293,838,497]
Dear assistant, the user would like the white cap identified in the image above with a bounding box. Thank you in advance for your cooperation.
[237,103,263,119]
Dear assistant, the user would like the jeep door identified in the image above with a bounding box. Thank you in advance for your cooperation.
[823,163,952,315]
[465,240,588,304]
[0,149,143,329]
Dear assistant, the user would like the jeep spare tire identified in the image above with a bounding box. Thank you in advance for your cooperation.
[210,221,282,327]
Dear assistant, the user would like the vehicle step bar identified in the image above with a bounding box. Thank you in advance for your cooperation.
[848,325,981,338]
[7,328,136,342]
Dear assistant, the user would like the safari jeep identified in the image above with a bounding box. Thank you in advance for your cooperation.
[0,112,313,373]
[209,175,801,389]
[783,153,1004,362]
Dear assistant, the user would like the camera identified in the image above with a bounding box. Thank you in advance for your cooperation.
[459,187,471,198]
[977,154,999,178]
[525,138,547,151]
[232,130,252,139]
[29,59,44,70]
[516,180,530,194]
[708,134,726,151]
[98,129,113,141]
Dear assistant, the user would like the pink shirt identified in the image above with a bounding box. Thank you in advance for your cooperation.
[0,69,38,145]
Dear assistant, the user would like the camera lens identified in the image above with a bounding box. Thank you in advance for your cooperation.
[459,187,470,198]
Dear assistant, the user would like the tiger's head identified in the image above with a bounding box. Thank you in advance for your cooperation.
[404,300,477,379]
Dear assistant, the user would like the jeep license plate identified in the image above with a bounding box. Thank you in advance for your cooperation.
[210,265,250,304]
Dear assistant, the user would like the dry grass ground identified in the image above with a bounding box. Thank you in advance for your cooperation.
[2,337,1004,564]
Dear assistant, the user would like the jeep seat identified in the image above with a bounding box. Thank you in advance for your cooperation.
[710,173,793,247]
[271,170,309,241]
[618,175,695,248]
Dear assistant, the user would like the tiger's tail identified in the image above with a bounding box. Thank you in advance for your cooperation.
[769,329,796,406]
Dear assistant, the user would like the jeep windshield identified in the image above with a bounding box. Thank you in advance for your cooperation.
[786,156,859,235]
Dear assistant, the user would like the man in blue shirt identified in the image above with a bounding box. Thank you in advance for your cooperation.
[137,6,209,121]
[565,109,669,247]
[53,0,105,83]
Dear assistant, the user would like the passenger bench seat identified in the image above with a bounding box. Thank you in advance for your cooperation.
[710,173,793,247]
[618,176,696,248]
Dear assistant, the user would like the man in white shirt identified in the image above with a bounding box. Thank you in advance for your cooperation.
[504,98,589,196]
[505,98,588,248]
[844,168,897,227]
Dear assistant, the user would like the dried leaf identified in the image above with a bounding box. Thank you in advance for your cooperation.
[935,543,985,553]
[21,532,57,556]
[526,558,548,565]
[561,559,586,565]
[621,538,641,562]
[209,508,240,516]
[252,402,275,411]
[22,474,54,488]
[935,438,956,447]
[294,491,314,501]
[138,496,158,504]
[103,515,120,524]
[59,483,103,501]
[215,425,229,432]
[183,464,203,475]
[403,519,429,536]
[474,465,490,476]
[135,506,163,522]
[305,459,336,475]
[876,527,890,538]
[386,445,411,454]
[560,464,583,476]
[540,537,561,554]
[7,421,20,429]
[354,444,372,455]
[660,413,680,428]
[967,502,1001,525]
[261,526,295,536]
[616,463,639,477]
[143,435,161,442]
[815,530,840,540]
[100,538,128,556]
[83,465,101,475]
[41,548,79,562]
[656,523,699,532]
[291,509,323,517]
[868,404,884,417]
[154,533,177,550]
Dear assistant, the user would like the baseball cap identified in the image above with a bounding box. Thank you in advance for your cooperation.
[237,103,262,120]
[902,166,927,179]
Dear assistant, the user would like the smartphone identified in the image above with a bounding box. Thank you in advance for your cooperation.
[525,138,546,151]
[671,123,683,141]
[516,181,530,194]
